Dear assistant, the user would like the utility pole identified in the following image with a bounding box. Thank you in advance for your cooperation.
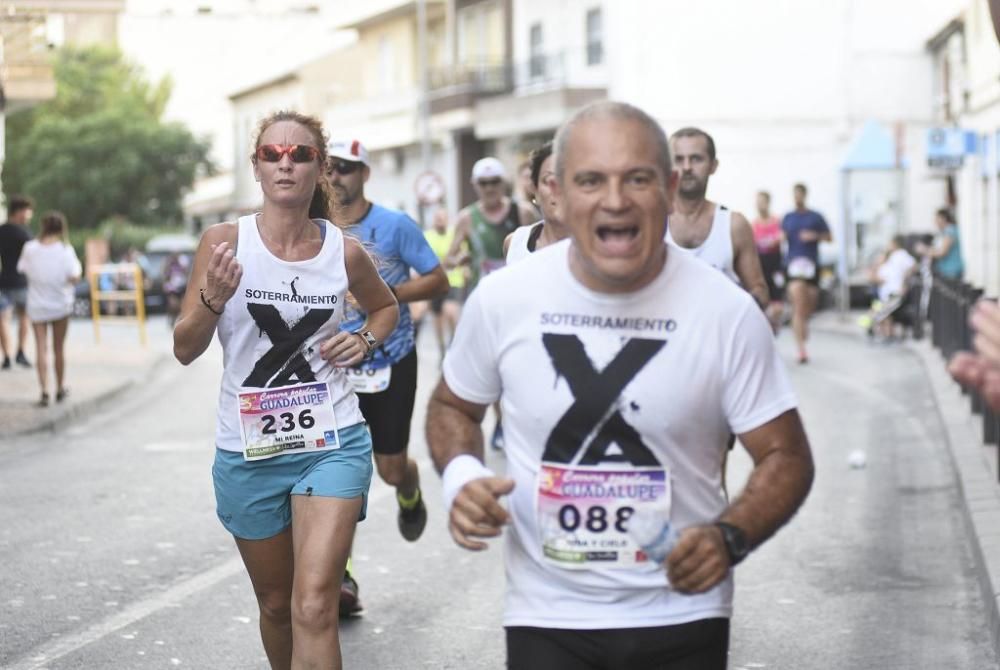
[417,0,431,227]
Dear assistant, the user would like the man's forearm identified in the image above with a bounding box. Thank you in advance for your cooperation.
[720,440,814,549]
[394,268,449,303]
[427,391,486,473]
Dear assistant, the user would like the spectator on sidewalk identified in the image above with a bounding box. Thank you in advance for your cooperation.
[0,195,36,369]
[16,211,82,406]
[916,208,964,281]
[867,235,916,340]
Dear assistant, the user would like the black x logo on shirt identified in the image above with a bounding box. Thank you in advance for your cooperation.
[542,333,665,466]
[242,304,334,388]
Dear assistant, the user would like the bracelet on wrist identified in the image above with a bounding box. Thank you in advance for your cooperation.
[199,288,223,316]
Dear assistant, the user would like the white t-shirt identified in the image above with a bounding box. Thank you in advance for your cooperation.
[876,248,915,302]
[443,239,797,630]
[17,240,82,322]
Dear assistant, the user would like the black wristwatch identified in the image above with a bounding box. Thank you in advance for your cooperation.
[714,522,750,566]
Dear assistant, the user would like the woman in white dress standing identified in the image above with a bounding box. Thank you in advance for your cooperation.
[17,211,81,406]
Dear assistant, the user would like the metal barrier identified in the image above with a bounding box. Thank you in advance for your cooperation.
[88,262,147,346]
[927,275,1000,458]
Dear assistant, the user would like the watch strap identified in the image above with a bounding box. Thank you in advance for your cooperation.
[715,521,749,566]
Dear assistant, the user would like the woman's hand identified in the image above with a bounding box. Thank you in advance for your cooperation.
[321,331,368,368]
[204,241,243,308]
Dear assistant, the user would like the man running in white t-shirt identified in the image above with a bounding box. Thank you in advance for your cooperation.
[667,128,769,310]
[426,101,814,669]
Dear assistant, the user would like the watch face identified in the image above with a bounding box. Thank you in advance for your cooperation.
[719,523,749,562]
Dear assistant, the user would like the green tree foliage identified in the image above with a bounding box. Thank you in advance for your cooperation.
[4,46,211,229]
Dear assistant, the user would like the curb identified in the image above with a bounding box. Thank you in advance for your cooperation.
[813,319,1000,659]
[906,336,1000,662]
[9,352,172,438]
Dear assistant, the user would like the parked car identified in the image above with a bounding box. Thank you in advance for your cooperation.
[72,233,197,318]
[144,234,198,318]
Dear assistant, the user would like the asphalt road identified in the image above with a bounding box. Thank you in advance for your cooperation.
[1,325,996,669]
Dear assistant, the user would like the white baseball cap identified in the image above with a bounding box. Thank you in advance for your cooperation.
[471,156,506,182]
[327,139,369,165]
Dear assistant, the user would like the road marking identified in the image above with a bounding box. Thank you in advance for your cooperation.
[8,476,407,669]
[8,558,243,670]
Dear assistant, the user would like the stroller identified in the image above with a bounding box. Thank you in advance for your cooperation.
[863,257,930,341]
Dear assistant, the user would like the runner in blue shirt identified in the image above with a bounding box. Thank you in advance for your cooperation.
[781,183,831,364]
[329,140,449,614]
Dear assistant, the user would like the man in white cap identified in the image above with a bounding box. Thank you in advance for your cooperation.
[447,156,535,449]
[449,157,536,289]
[327,139,450,615]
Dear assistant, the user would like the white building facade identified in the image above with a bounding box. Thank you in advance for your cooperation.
[607,0,965,284]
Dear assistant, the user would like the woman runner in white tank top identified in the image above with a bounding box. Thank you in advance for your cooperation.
[172,111,398,669]
[503,141,567,265]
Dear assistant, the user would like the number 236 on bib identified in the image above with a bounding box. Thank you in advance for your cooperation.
[237,382,340,461]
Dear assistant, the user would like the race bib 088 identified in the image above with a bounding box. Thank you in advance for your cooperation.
[536,463,670,569]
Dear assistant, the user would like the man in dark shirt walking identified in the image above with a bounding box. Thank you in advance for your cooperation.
[0,195,35,369]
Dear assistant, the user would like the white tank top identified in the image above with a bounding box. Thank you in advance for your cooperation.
[665,205,739,284]
[505,221,544,265]
[214,214,364,452]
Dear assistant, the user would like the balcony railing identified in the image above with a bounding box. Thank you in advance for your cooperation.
[427,50,606,115]
[427,61,512,99]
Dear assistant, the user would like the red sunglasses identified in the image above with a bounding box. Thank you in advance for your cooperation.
[255,144,321,163]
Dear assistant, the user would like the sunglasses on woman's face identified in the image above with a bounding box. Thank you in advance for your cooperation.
[327,160,363,176]
[255,144,321,163]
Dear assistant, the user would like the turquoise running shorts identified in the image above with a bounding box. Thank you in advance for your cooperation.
[212,422,373,540]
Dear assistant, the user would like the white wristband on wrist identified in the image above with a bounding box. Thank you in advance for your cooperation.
[441,454,495,513]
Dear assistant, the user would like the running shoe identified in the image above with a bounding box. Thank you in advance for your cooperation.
[490,422,505,450]
[398,489,427,542]
[339,570,362,617]
[15,351,30,368]
[1,357,9,370]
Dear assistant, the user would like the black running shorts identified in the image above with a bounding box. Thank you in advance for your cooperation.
[760,250,785,301]
[356,347,418,456]
[506,618,729,670]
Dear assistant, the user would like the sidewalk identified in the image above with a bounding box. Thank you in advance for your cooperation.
[812,310,1000,658]
[0,315,174,437]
